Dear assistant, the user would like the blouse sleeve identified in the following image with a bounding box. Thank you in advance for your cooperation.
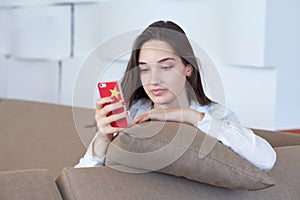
[194,107,276,172]
[73,99,149,168]
[74,131,105,168]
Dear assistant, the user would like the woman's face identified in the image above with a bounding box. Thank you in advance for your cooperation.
[138,40,192,108]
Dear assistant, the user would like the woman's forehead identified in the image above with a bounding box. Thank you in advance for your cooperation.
[141,40,173,52]
[139,40,179,63]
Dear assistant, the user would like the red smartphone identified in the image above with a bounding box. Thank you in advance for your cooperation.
[98,81,128,128]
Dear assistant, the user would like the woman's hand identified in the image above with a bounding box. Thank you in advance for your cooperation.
[133,108,204,125]
[92,97,127,157]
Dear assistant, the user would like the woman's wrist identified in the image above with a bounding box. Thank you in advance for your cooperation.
[92,135,111,158]
[183,109,204,125]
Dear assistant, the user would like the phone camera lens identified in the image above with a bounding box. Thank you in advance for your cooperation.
[100,83,106,88]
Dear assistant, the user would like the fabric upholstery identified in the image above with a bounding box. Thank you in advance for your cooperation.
[1,98,300,199]
[105,121,275,190]
[252,128,300,147]
[56,145,300,200]
[0,98,94,178]
[0,169,62,200]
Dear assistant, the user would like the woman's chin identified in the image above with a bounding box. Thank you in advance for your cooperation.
[150,97,168,105]
[150,97,175,107]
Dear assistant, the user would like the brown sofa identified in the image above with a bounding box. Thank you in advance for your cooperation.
[0,98,299,200]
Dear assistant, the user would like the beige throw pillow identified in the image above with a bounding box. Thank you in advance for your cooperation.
[105,121,275,190]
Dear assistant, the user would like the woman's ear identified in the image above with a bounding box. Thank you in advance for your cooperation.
[186,64,193,77]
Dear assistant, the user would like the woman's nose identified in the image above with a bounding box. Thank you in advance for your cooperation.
[150,68,161,84]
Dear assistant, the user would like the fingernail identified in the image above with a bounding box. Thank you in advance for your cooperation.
[122,101,126,106]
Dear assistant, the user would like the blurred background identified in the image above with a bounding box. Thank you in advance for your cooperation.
[0,0,299,131]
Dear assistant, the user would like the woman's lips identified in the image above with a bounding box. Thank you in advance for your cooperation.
[151,89,166,96]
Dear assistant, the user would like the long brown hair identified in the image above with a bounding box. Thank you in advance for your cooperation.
[121,20,212,108]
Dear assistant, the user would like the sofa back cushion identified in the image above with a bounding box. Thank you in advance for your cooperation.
[0,99,94,178]
[0,169,62,200]
[56,145,300,200]
[105,121,275,190]
[252,129,300,147]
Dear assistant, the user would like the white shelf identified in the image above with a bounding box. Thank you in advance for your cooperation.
[60,57,84,106]
[0,8,10,55]
[218,64,277,130]
[6,58,59,104]
[0,0,99,7]
[0,56,8,98]
[9,5,71,60]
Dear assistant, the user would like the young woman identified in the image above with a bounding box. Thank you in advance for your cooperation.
[75,20,276,172]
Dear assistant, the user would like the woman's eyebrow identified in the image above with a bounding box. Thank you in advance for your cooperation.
[138,61,147,65]
[157,57,176,63]
[138,57,176,65]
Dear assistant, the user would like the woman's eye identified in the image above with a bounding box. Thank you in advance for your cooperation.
[139,68,149,72]
[161,66,173,70]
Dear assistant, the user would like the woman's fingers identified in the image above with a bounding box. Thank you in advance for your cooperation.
[94,98,127,147]
[95,103,126,125]
[96,100,125,116]
[102,101,125,114]
[106,110,128,124]
[98,125,124,137]
[96,97,113,110]
[96,108,127,133]
[133,112,150,124]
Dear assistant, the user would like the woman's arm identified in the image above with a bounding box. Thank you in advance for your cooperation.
[133,107,277,172]
[133,107,203,125]
[74,132,105,168]
[74,97,127,168]
[195,113,276,172]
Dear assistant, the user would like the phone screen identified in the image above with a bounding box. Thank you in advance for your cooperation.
[98,81,128,128]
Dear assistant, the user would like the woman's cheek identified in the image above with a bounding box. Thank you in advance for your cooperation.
[140,74,150,86]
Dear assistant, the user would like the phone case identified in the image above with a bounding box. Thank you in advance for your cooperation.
[98,81,128,128]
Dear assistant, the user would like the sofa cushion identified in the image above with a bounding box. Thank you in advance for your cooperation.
[0,169,62,200]
[105,121,275,190]
[0,99,94,178]
[252,128,300,147]
[56,145,300,200]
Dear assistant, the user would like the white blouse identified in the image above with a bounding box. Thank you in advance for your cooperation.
[75,99,276,172]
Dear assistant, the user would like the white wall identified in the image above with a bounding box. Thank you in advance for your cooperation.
[220,0,267,67]
[215,0,278,129]
[265,0,300,130]
[219,65,277,129]
[74,0,224,59]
